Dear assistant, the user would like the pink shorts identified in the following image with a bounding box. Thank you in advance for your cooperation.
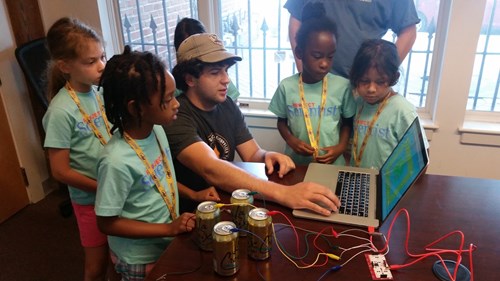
[72,202,107,248]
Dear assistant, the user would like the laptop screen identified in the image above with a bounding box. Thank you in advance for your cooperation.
[379,118,428,221]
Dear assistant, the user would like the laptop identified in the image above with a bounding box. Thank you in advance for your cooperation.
[292,117,429,228]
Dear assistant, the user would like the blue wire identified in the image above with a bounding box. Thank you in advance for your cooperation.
[316,266,342,281]
[233,228,269,248]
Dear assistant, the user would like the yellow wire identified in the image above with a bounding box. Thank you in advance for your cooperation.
[272,223,339,269]
[215,203,258,209]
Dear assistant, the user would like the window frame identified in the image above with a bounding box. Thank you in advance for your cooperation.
[98,0,500,138]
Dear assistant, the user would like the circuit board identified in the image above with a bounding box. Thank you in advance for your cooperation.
[365,254,393,280]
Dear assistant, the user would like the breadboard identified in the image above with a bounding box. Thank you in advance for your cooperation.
[365,254,393,280]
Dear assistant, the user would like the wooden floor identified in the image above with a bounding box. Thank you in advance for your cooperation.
[0,188,84,281]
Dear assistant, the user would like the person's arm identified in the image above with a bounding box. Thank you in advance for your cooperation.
[277,117,315,157]
[395,24,417,63]
[176,141,340,216]
[236,138,296,178]
[47,148,97,192]
[315,117,352,164]
[97,213,195,238]
[177,182,221,202]
[288,15,303,72]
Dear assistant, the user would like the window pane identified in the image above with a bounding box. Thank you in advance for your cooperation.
[115,0,442,111]
[468,0,500,112]
[377,0,440,109]
[221,0,439,109]
[117,0,198,69]
[219,0,296,100]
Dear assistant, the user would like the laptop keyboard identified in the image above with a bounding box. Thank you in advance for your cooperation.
[336,171,370,217]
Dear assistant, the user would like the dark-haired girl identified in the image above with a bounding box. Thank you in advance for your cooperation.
[349,39,429,169]
[95,46,195,280]
[269,2,355,165]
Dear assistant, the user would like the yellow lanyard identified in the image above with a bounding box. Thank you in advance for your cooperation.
[299,74,328,159]
[352,92,392,167]
[123,131,178,220]
[65,82,111,145]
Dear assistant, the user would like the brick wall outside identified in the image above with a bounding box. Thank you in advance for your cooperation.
[118,0,194,68]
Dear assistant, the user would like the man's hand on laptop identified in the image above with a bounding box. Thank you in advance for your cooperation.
[278,182,341,216]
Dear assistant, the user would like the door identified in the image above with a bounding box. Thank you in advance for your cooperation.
[0,89,30,223]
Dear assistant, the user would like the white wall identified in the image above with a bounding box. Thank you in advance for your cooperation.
[0,0,109,202]
[423,0,500,179]
[0,0,498,205]
[38,0,102,34]
[38,0,122,62]
[0,0,47,203]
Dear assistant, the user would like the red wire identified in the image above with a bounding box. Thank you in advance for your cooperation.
[376,208,476,281]
[310,226,338,267]
[312,226,335,252]
[269,211,337,267]
[268,211,302,259]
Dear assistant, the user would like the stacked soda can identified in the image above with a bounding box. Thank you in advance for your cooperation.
[212,221,239,276]
[230,189,254,237]
[194,201,220,251]
[247,208,272,260]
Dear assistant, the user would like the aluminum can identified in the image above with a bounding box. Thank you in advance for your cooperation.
[247,208,272,260]
[212,221,239,276]
[230,189,254,237]
[194,201,220,251]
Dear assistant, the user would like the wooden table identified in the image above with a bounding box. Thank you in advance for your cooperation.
[145,163,500,281]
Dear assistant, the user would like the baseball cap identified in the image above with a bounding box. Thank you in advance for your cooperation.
[176,33,242,64]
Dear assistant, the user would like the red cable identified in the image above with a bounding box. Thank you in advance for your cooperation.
[268,211,302,259]
[376,208,476,281]
[310,226,338,267]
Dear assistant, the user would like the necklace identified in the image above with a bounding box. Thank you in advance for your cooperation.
[65,82,111,145]
[352,91,393,167]
[123,131,178,220]
[298,74,328,159]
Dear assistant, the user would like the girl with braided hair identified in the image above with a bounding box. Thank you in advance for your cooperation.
[95,46,195,280]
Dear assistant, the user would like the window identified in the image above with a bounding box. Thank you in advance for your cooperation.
[115,0,438,110]
[218,0,296,101]
[116,0,197,69]
[390,0,441,110]
[113,0,499,115]
[467,0,500,112]
[219,0,439,110]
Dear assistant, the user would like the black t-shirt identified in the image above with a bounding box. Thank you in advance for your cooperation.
[164,94,253,212]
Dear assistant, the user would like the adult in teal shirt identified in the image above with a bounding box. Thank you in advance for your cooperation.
[285,0,419,78]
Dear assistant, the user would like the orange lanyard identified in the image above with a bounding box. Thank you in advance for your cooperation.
[352,92,392,167]
[123,131,178,220]
[299,74,328,159]
[65,82,111,145]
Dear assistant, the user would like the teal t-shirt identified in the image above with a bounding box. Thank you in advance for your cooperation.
[352,94,429,169]
[175,80,240,101]
[268,73,356,165]
[42,86,110,205]
[95,126,179,265]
